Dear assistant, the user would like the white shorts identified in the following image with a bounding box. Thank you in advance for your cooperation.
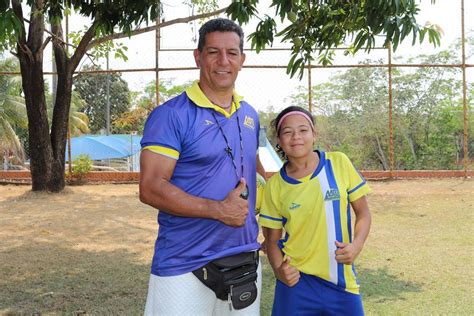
[144,259,262,316]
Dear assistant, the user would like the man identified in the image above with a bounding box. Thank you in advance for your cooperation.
[140,18,263,315]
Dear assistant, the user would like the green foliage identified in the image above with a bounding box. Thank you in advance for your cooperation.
[52,0,159,35]
[112,79,192,133]
[0,0,159,52]
[392,49,462,169]
[0,9,22,51]
[0,55,21,95]
[248,16,276,53]
[227,0,442,79]
[45,90,90,136]
[71,154,92,179]
[0,56,27,163]
[74,65,131,133]
[68,91,91,136]
[227,0,258,24]
[284,45,469,170]
[258,105,278,130]
[69,28,129,61]
[145,78,194,104]
[1,1,203,191]
[183,0,219,14]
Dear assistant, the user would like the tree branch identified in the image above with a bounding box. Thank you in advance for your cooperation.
[11,0,33,60]
[38,36,52,57]
[51,23,69,75]
[20,16,97,72]
[11,0,25,44]
[25,17,97,66]
[71,52,101,81]
[69,20,100,73]
[87,7,227,50]
[15,41,34,62]
[25,17,77,51]
[26,0,46,55]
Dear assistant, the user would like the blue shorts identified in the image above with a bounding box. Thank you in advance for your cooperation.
[272,272,364,316]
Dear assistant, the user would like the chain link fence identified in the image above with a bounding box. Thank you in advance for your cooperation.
[0,2,472,176]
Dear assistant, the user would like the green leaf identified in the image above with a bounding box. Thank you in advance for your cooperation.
[288,11,297,23]
[286,53,298,75]
[290,57,303,78]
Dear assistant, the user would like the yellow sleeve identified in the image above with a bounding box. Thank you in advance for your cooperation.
[142,145,180,160]
[258,175,284,229]
[255,173,266,214]
[339,152,371,202]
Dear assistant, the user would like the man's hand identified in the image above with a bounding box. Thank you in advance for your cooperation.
[334,240,362,264]
[275,256,300,287]
[217,178,249,226]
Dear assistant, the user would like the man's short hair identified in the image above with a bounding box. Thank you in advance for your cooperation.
[197,18,244,53]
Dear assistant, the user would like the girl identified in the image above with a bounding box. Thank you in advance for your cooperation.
[259,106,372,315]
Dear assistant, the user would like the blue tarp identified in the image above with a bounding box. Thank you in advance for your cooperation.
[65,130,281,173]
[258,128,283,172]
[65,134,141,161]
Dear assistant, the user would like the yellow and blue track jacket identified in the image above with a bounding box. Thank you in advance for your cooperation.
[259,151,370,294]
[141,81,260,276]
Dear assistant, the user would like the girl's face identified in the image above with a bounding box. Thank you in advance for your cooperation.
[277,114,316,159]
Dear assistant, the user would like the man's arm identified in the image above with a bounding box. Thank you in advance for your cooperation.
[139,149,249,227]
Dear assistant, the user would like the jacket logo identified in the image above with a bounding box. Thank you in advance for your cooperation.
[289,202,300,210]
[244,115,255,129]
[204,120,214,126]
[324,188,340,201]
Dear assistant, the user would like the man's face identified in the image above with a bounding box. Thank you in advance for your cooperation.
[194,31,246,94]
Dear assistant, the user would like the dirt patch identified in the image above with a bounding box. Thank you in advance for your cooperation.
[0,184,156,314]
[0,178,473,314]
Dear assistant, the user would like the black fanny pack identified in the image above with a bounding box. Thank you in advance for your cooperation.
[192,251,259,310]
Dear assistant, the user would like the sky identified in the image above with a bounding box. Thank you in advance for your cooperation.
[8,0,473,112]
[114,0,474,111]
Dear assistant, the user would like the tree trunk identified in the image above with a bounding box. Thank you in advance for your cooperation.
[20,52,73,192]
[13,0,56,191]
[17,54,73,191]
[18,53,55,191]
[13,0,72,192]
[49,23,74,192]
[375,134,389,170]
[48,72,73,191]
[10,0,219,192]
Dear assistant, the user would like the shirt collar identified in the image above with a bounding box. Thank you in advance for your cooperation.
[185,80,244,118]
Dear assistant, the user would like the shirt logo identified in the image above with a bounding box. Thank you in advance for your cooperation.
[244,115,255,129]
[289,202,300,210]
[204,120,214,126]
[325,188,340,201]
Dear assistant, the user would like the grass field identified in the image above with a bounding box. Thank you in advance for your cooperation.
[0,178,473,315]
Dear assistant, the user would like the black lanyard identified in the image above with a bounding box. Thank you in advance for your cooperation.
[211,111,244,182]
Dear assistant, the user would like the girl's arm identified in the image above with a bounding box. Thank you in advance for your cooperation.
[335,195,372,264]
[262,227,300,287]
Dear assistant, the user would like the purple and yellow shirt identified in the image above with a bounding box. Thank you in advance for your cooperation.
[141,81,260,276]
